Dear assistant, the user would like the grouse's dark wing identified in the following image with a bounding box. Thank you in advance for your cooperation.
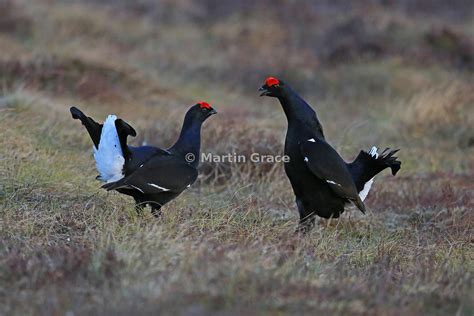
[125,146,170,173]
[300,138,366,213]
[102,154,198,194]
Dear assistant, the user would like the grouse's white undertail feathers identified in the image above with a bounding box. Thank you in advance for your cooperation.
[359,146,378,201]
[93,115,125,183]
[359,178,373,201]
[369,146,379,159]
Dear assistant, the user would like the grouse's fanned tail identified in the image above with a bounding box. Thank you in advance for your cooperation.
[114,118,137,162]
[70,106,102,148]
[348,147,401,194]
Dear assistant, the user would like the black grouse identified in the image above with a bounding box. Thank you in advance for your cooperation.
[70,102,216,216]
[259,77,400,229]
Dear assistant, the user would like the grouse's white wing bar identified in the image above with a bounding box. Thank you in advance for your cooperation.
[93,115,125,183]
[148,183,171,192]
[130,185,144,194]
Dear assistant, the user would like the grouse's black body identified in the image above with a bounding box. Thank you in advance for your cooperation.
[70,103,216,215]
[260,77,400,229]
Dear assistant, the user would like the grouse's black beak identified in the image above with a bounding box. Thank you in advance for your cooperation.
[259,85,270,97]
[209,108,217,115]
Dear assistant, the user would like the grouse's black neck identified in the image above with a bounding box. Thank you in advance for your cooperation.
[278,86,325,139]
[169,113,202,167]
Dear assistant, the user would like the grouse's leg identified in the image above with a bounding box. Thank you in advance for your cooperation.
[297,216,316,233]
[295,198,315,233]
[133,197,146,214]
[150,204,163,218]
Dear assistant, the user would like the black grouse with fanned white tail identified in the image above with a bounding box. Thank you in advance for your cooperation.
[259,77,400,230]
[70,102,216,216]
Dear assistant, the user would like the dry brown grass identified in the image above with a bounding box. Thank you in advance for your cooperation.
[0,0,32,37]
[400,82,474,147]
[1,0,473,315]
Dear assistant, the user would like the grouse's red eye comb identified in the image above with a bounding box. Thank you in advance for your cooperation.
[198,101,211,109]
[265,77,280,87]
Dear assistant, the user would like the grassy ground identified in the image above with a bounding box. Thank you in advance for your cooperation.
[1,1,473,315]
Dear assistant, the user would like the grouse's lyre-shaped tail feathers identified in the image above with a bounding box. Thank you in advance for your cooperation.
[114,118,137,161]
[348,147,401,192]
[70,106,139,183]
[70,106,102,149]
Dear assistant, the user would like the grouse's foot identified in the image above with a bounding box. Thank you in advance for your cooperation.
[134,203,146,215]
[318,217,339,228]
[150,205,163,218]
[296,215,316,234]
[133,197,147,215]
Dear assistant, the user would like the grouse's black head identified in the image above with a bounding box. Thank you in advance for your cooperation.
[259,76,285,98]
[187,102,217,122]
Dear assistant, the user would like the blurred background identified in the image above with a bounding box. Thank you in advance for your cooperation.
[1,0,473,171]
[1,1,473,315]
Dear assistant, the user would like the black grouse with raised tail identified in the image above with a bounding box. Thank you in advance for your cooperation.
[70,102,216,216]
[259,77,400,230]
